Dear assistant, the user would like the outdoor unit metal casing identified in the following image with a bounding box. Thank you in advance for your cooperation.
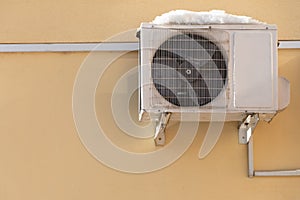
[138,23,279,122]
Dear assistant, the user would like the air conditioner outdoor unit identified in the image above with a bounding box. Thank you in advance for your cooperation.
[137,23,289,145]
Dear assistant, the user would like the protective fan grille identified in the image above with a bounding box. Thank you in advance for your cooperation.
[152,33,227,107]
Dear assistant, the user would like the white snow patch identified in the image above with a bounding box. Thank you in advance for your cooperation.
[152,10,264,25]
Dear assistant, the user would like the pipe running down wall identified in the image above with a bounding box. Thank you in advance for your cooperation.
[248,137,300,177]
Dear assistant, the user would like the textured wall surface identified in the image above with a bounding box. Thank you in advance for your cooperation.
[0,1,300,199]
[1,0,300,42]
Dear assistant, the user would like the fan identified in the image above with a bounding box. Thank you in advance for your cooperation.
[152,33,227,107]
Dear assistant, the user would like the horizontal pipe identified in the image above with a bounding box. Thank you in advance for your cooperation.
[0,42,139,52]
[0,41,299,52]
[278,41,300,49]
[254,169,300,177]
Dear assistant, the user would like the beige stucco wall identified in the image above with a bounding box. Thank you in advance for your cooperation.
[0,1,300,199]
[1,0,300,42]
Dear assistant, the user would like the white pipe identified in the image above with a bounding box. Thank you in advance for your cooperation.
[0,41,299,52]
[0,42,139,52]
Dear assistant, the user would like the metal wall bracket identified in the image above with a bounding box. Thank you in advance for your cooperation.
[154,112,171,145]
[238,114,259,144]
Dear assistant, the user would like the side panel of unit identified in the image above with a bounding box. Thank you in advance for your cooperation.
[231,30,278,112]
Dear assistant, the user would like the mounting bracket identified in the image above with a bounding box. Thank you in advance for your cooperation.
[154,112,171,145]
[238,114,259,144]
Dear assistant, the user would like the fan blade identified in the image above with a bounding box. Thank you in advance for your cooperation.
[191,79,211,106]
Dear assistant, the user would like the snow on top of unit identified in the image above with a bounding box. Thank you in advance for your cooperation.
[151,10,264,25]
